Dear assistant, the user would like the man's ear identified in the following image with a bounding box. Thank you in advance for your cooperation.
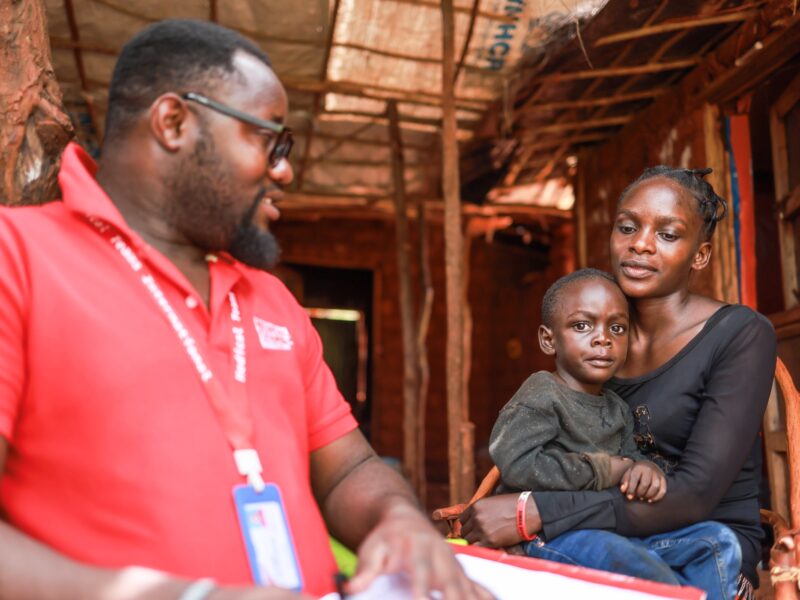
[149,93,192,152]
[538,325,556,356]
[691,240,712,272]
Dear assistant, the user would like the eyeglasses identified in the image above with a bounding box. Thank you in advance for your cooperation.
[181,92,294,168]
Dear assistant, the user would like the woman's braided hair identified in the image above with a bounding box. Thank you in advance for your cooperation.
[619,166,728,241]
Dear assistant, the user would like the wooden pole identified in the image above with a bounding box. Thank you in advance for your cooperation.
[1,0,73,205]
[415,196,433,506]
[441,0,472,504]
[388,100,421,492]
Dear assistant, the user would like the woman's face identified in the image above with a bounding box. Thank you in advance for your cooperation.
[609,178,712,299]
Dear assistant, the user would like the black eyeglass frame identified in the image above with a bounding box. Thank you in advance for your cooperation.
[181,92,293,166]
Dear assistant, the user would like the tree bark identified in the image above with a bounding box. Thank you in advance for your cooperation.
[1,0,73,206]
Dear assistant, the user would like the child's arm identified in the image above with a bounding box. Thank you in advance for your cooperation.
[620,461,667,502]
[489,400,616,492]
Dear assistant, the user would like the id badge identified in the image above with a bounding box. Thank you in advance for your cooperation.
[233,483,304,591]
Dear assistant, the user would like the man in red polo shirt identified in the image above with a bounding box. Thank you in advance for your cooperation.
[0,19,489,600]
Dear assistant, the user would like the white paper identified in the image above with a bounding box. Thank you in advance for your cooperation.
[328,553,706,600]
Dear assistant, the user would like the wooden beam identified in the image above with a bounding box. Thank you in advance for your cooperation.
[50,36,117,55]
[305,156,428,168]
[520,115,631,137]
[537,59,697,83]
[524,132,610,150]
[281,75,490,111]
[533,141,569,182]
[333,41,440,65]
[594,9,760,46]
[702,12,800,104]
[524,89,665,112]
[441,0,472,505]
[388,99,422,495]
[63,0,87,93]
[296,0,341,191]
[454,0,481,83]
[311,131,431,151]
[209,0,217,22]
[331,41,494,76]
[279,194,573,221]
[414,195,433,508]
[322,109,481,128]
[771,72,800,309]
[91,0,327,48]
[389,0,515,23]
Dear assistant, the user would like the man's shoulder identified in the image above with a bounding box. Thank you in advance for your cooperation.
[0,200,71,246]
[236,263,298,299]
[0,200,69,228]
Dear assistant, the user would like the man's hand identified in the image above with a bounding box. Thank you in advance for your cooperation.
[459,494,541,549]
[310,431,491,600]
[347,501,493,600]
[620,460,667,502]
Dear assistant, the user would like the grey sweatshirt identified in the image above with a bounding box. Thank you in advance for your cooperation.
[489,371,646,492]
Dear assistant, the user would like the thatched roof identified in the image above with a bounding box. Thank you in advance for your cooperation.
[45,0,766,217]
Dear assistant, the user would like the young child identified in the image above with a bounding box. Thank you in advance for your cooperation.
[489,269,741,600]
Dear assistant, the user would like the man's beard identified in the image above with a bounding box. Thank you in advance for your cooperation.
[228,188,281,270]
[164,130,281,271]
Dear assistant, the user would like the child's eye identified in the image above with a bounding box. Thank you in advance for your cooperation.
[659,232,679,242]
[616,223,636,234]
[610,324,627,335]
[572,322,590,332]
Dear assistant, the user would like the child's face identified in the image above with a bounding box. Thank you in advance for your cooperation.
[539,278,629,394]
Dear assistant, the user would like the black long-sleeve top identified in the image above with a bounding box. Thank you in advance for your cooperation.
[533,305,777,585]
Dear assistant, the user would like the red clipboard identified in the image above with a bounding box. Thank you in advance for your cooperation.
[452,544,707,600]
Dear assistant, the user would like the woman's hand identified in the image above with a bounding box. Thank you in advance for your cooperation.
[459,493,542,547]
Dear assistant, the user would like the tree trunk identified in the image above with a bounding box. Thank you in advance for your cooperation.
[1,0,73,206]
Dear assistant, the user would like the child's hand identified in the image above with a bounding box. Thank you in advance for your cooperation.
[620,460,667,502]
[608,455,633,485]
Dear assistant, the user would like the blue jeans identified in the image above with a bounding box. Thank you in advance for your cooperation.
[524,521,742,600]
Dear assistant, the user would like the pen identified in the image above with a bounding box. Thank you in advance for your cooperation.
[334,572,349,599]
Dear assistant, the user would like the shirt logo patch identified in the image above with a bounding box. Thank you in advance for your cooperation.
[253,317,294,351]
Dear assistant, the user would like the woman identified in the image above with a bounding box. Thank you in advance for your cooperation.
[460,167,777,599]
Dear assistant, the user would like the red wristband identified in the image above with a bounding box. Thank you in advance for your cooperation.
[516,491,538,541]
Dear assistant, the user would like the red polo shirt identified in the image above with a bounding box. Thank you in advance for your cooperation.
[0,143,357,596]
